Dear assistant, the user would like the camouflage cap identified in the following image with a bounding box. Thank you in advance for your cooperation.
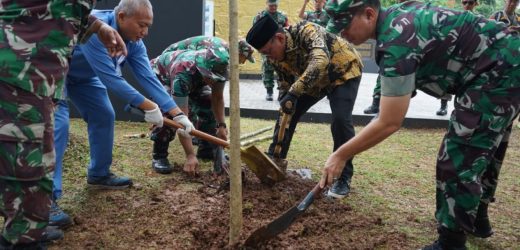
[239,39,256,63]
[325,0,367,34]
[195,47,230,82]
[267,0,279,5]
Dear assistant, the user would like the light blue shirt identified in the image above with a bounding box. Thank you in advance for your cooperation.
[67,9,176,111]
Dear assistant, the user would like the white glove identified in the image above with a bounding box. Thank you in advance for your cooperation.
[172,113,193,137]
[144,105,164,127]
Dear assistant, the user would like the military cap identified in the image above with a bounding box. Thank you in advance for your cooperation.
[267,0,279,5]
[246,15,279,50]
[239,39,256,63]
[195,47,230,82]
[325,0,367,34]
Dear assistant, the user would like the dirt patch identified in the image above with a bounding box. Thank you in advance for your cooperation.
[52,165,409,249]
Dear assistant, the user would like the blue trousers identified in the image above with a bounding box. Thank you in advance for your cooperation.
[53,78,115,198]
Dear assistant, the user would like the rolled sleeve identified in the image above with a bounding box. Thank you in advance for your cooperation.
[380,73,416,97]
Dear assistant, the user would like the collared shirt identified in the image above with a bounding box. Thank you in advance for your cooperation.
[376,1,520,97]
[490,10,520,27]
[270,21,362,97]
[253,10,289,27]
[304,9,330,28]
[0,0,96,98]
[67,10,176,111]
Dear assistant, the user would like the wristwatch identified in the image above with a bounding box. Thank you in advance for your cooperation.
[216,122,227,128]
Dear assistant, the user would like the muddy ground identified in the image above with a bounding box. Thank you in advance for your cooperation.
[52,165,409,249]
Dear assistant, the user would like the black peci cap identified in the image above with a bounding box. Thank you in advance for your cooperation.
[246,15,279,50]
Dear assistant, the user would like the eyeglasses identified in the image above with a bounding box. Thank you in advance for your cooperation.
[462,1,475,5]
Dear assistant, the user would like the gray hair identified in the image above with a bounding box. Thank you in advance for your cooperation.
[114,0,153,16]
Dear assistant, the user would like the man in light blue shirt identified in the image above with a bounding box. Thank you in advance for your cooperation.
[51,0,194,228]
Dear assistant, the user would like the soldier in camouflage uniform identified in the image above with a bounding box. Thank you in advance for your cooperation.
[299,0,330,27]
[0,0,127,248]
[253,0,290,101]
[247,15,363,199]
[149,36,254,174]
[323,0,520,249]
[490,0,520,28]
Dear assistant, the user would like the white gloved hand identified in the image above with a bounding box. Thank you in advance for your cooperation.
[172,113,193,137]
[144,105,164,127]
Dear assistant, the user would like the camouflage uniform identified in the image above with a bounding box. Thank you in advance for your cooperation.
[267,21,363,184]
[150,47,229,160]
[0,0,96,244]
[490,10,520,27]
[253,10,289,91]
[373,2,520,233]
[303,9,330,27]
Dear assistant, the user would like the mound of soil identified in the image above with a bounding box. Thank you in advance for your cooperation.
[52,166,408,249]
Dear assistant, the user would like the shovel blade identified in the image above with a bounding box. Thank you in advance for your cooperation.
[240,145,285,184]
[244,206,303,247]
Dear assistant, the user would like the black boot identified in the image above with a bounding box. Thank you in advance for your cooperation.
[423,226,467,250]
[436,99,448,116]
[152,141,173,174]
[265,88,273,101]
[363,96,380,114]
[472,202,494,238]
[197,140,216,161]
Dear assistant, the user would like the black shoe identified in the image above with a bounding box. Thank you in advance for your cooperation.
[152,158,173,174]
[472,203,493,238]
[197,142,215,160]
[266,88,274,101]
[363,97,380,114]
[423,227,467,250]
[11,242,46,250]
[41,226,64,243]
[326,177,350,199]
[87,173,133,190]
[49,200,72,229]
[436,108,447,116]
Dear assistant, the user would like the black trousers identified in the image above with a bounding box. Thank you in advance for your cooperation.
[268,77,360,180]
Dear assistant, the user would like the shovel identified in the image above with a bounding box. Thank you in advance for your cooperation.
[271,112,291,172]
[125,105,285,183]
[244,184,322,246]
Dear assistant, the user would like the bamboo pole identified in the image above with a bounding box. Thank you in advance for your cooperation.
[239,126,274,141]
[240,134,273,147]
[228,0,242,245]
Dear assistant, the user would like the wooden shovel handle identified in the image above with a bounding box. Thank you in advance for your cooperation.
[163,117,229,148]
[274,112,290,156]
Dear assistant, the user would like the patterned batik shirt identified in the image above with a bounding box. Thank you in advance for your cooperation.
[271,21,362,97]
[376,1,520,97]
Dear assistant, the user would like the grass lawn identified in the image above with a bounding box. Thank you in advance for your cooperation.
[53,118,520,249]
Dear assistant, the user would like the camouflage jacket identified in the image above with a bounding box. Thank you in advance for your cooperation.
[271,21,362,97]
[151,49,220,97]
[162,36,229,55]
[490,10,520,27]
[376,1,520,98]
[0,0,96,98]
[253,10,289,27]
[304,9,330,28]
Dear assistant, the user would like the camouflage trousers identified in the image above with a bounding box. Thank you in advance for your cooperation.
[435,73,520,234]
[372,76,381,98]
[0,83,54,244]
[150,86,216,158]
[261,55,276,90]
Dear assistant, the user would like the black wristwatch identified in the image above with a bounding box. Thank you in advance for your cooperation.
[216,122,227,129]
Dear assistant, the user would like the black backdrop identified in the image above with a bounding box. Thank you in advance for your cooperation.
[69,0,205,121]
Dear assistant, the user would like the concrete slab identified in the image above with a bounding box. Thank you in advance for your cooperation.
[224,73,454,128]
